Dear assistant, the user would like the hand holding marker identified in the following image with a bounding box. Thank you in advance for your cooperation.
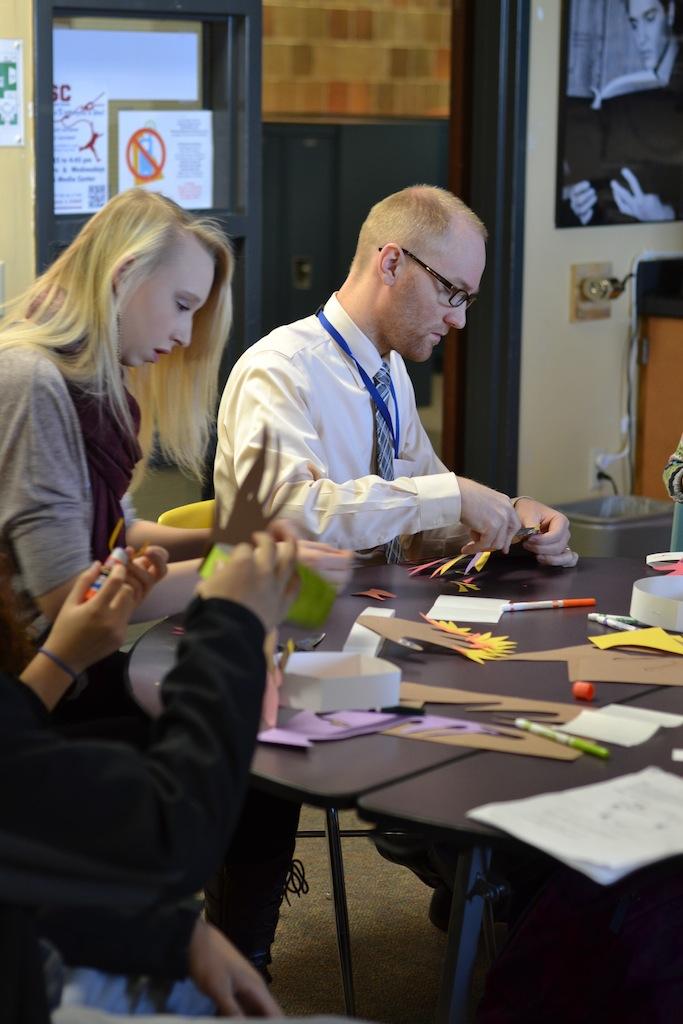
[84,547,129,601]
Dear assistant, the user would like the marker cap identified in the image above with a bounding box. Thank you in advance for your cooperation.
[572,680,595,702]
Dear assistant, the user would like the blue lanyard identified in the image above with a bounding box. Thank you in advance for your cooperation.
[317,310,400,458]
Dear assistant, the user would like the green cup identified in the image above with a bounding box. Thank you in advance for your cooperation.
[200,544,337,628]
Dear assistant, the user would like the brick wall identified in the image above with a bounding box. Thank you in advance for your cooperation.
[262,1,451,119]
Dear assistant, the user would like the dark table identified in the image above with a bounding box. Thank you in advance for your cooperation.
[354,564,683,1023]
[128,554,671,1020]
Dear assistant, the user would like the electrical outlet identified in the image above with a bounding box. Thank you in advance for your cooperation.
[571,262,613,321]
[589,448,609,491]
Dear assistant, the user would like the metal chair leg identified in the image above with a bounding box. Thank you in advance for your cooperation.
[325,806,356,1017]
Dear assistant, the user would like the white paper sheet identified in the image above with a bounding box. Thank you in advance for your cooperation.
[598,704,683,729]
[343,606,395,655]
[467,767,683,884]
[672,749,683,762]
[556,708,659,746]
[426,595,508,623]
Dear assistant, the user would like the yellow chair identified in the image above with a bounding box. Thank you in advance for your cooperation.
[157,499,215,529]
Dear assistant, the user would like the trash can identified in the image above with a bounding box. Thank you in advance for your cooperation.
[556,496,673,558]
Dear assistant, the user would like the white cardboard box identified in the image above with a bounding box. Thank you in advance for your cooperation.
[630,576,683,632]
[279,652,401,712]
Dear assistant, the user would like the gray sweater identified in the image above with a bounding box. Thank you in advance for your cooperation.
[0,347,92,611]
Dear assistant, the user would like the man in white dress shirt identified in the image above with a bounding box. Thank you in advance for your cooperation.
[215,185,575,565]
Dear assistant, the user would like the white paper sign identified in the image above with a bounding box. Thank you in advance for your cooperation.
[53,29,199,103]
[53,89,108,215]
[117,110,213,209]
[0,39,24,146]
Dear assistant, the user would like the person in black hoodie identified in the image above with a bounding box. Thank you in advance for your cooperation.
[0,532,296,1021]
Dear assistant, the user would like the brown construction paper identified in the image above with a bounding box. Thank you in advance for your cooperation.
[211,427,285,547]
[358,614,475,650]
[382,720,580,761]
[357,614,513,663]
[506,645,596,663]
[570,653,683,686]
[507,645,683,686]
[399,682,583,724]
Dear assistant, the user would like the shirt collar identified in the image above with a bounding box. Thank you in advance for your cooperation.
[322,294,384,378]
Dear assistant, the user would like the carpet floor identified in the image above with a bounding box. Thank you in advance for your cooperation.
[269,808,493,1024]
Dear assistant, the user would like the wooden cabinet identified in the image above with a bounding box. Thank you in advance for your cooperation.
[635,316,683,499]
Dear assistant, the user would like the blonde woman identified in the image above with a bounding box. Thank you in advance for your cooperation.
[0,189,347,979]
[0,188,231,629]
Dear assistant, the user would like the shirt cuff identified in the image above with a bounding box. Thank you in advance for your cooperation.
[412,472,460,531]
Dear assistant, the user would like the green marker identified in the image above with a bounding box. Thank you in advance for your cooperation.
[200,544,336,629]
[514,717,610,759]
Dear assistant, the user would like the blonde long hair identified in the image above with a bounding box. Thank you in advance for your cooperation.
[0,189,233,481]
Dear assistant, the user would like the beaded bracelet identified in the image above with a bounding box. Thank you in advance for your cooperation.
[37,647,78,683]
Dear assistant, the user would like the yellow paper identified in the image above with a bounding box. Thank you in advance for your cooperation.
[589,626,683,657]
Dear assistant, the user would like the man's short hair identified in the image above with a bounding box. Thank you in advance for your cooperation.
[621,0,682,21]
[350,185,487,274]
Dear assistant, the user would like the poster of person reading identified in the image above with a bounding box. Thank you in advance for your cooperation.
[557,0,683,227]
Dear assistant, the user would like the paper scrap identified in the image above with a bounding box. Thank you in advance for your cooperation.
[464,550,491,574]
[258,709,403,746]
[423,617,517,659]
[556,709,659,747]
[467,767,683,884]
[352,588,396,601]
[257,728,312,748]
[652,559,683,576]
[408,558,447,576]
[426,595,509,623]
[672,749,683,762]
[589,626,683,657]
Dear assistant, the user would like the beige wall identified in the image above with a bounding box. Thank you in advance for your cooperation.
[518,2,683,503]
[0,0,35,303]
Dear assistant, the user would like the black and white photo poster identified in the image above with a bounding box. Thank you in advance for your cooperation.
[557,0,683,227]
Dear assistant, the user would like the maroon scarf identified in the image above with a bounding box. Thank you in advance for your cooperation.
[67,385,142,562]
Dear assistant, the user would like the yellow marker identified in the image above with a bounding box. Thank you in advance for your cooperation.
[108,516,124,551]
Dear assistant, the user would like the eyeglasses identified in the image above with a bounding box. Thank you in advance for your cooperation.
[379,246,478,309]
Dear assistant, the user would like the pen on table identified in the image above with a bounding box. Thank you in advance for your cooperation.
[504,598,596,612]
[514,717,610,759]
[279,638,296,673]
[587,613,640,632]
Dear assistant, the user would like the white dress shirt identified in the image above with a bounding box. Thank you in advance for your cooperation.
[214,294,463,552]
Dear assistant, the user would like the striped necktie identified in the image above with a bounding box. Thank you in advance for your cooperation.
[373,361,402,564]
